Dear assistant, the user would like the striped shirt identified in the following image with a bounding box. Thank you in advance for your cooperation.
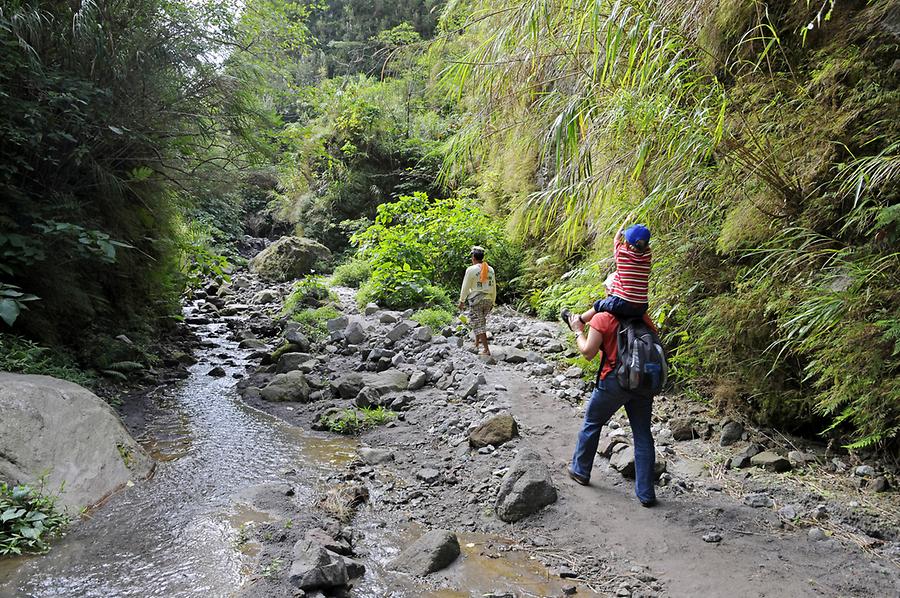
[611,241,651,304]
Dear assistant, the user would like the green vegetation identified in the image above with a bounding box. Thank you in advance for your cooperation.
[321,406,395,435]
[353,192,521,310]
[411,308,455,331]
[331,259,372,288]
[282,276,336,315]
[0,335,93,387]
[290,306,341,342]
[0,481,69,556]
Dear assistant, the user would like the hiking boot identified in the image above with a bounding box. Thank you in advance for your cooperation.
[640,498,657,508]
[567,467,589,486]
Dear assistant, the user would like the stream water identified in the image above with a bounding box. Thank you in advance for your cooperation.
[0,302,595,598]
[0,308,356,597]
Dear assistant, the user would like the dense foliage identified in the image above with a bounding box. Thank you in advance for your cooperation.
[438,0,899,448]
[352,192,521,310]
[0,0,297,362]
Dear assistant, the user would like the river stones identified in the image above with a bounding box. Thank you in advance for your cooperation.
[249,236,331,282]
[495,449,558,522]
[260,371,311,402]
[0,373,153,511]
[719,421,744,446]
[389,529,460,576]
[750,451,792,472]
[289,540,349,590]
[468,414,518,449]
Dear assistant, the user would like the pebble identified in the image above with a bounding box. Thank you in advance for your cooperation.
[743,493,774,508]
[807,527,828,542]
[702,532,722,543]
[854,465,875,477]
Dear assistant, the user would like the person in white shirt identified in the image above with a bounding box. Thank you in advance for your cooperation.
[458,246,497,355]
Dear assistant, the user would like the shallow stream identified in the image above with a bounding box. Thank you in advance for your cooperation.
[0,303,594,597]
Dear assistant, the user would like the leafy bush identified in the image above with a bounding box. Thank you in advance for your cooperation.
[282,276,335,315]
[0,334,93,387]
[1,481,70,556]
[331,259,372,288]
[290,305,341,342]
[351,192,522,310]
[411,308,455,331]
[321,407,395,435]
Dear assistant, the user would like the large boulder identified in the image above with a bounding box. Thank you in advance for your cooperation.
[289,540,349,590]
[0,373,153,511]
[249,236,331,282]
[260,371,312,402]
[389,529,460,576]
[495,449,558,522]
[469,414,519,449]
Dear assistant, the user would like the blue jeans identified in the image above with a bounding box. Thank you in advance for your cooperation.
[593,295,648,318]
[571,377,656,504]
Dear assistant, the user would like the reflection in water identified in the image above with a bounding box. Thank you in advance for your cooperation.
[0,315,355,598]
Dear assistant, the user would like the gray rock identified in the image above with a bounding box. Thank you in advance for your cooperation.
[788,450,815,466]
[249,236,331,282]
[408,371,427,391]
[332,373,365,400]
[289,540,348,590]
[261,371,311,402]
[379,312,399,324]
[743,493,774,508]
[387,322,412,342]
[750,451,791,472]
[327,315,349,332]
[252,289,278,304]
[238,338,267,349]
[342,556,366,579]
[495,449,558,522]
[503,348,529,364]
[702,532,722,543]
[460,375,481,399]
[207,366,226,377]
[778,505,799,520]
[364,369,409,394]
[414,326,433,343]
[354,387,381,408]
[719,421,743,446]
[364,303,379,316]
[610,446,636,477]
[597,435,626,458]
[807,527,828,542]
[417,468,441,483]
[389,529,460,576]
[343,321,366,345]
[532,363,554,376]
[0,373,154,512]
[854,465,876,477]
[304,528,351,556]
[669,417,696,441]
[870,476,889,493]
[469,414,519,449]
[277,352,313,373]
[284,325,311,351]
[358,447,395,464]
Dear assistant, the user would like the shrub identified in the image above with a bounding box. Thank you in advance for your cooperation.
[351,192,522,310]
[411,308,455,331]
[0,480,70,556]
[331,259,371,288]
[0,334,93,387]
[321,407,395,435]
[282,276,335,315]
[291,305,341,341]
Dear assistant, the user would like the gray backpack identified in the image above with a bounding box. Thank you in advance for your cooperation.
[598,317,668,395]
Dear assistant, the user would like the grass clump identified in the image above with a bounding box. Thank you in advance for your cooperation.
[411,308,455,331]
[321,406,394,435]
[0,334,93,387]
[331,259,371,288]
[291,305,341,342]
[1,480,70,556]
[282,276,335,316]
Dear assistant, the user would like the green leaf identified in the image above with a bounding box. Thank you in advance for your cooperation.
[1,508,25,522]
[0,298,21,327]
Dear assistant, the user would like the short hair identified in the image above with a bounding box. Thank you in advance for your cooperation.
[470,246,485,260]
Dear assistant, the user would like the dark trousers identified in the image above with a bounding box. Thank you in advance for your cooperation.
[570,377,656,504]
[593,295,648,318]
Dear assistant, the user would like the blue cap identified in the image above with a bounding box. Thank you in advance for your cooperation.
[624,224,650,247]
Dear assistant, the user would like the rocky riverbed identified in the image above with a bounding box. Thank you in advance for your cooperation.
[203,266,899,597]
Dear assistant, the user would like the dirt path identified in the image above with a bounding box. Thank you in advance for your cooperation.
[229,275,899,597]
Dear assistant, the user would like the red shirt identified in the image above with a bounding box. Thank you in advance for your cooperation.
[611,241,651,303]
[590,312,657,380]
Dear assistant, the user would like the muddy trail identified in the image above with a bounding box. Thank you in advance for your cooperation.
[2,266,899,597]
